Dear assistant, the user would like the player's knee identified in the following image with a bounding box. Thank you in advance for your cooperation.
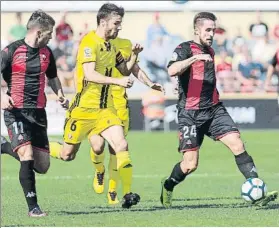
[181,154,199,174]
[60,150,76,161]
[34,162,50,174]
[181,161,198,174]
[181,149,199,174]
[61,153,76,161]
[114,138,128,153]
[188,166,198,174]
[227,136,245,155]
[17,144,33,161]
[220,133,245,155]
[34,168,47,174]
[89,135,105,155]
[60,144,79,161]
[91,143,105,155]
[231,142,245,155]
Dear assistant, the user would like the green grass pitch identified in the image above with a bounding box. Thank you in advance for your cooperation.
[1,131,279,226]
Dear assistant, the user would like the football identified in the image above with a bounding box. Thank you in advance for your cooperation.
[241,178,267,202]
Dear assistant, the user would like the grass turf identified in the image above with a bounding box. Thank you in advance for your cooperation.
[1,131,279,226]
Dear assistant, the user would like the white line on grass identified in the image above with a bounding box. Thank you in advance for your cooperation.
[1,173,279,181]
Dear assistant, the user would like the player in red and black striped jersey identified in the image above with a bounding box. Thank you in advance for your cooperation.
[2,40,57,108]
[160,12,278,208]
[1,10,68,217]
[168,41,219,110]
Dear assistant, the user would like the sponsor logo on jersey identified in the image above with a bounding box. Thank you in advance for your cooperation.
[84,47,92,58]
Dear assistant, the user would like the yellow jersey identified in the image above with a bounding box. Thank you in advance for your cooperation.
[68,31,124,118]
[110,38,133,110]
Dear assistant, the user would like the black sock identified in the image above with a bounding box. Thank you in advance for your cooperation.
[235,151,258,179]
[19,160,38,211]
[1,142,20,161]
[164,162,187,191]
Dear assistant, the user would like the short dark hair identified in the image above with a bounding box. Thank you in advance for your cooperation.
[193,12,217,29]
[97,3,124,25]
[26,10,55,31]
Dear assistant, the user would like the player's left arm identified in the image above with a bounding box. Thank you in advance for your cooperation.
[45,48,69,109]
[131,63,164,93]
[116,44,143,76]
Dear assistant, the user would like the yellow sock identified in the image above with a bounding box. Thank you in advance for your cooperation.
[49,142,62,159]
[90,148,105,173]
[108,154,119,192]
[116,151,132,195]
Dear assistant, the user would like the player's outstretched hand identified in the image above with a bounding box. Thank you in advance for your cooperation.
[58,96,69,110]
[132,43,144,55]
[118,77,134,88]
[1,94,14,110]
[195,54,212,62]
[150,83,165,94]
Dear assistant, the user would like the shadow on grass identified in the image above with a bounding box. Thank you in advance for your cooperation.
[256,203,279,210]
[173,196,240,201]
[145,196,240,203]
[57,202,248,215]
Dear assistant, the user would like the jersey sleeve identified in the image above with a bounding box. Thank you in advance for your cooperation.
[167,43,191,68]
[115,51,125,67]
[45,47,58,79]
[1,47,10,73]
[270,52,278,67]
[78,36,97,64]
[118,40,141,64]
[119,40,132,60]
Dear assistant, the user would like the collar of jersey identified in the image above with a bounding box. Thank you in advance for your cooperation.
[91,30,108,44]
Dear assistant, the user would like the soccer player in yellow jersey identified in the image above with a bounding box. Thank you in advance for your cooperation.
[49,3,143,208]
[90,37,165,205]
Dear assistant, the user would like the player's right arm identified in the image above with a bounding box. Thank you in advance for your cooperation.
[167,43,212,77]
[264,53,277,91]
[1,47,14,110]
[83,62,133,88]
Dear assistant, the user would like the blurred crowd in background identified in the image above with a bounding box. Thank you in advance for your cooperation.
[1,11,279,95]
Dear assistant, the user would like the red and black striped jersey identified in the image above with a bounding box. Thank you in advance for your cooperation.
[1,39,57,108]
[168,41,219,110]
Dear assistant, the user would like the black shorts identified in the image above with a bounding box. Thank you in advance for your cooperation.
[178,103,239,152]
[4,108,49,152]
